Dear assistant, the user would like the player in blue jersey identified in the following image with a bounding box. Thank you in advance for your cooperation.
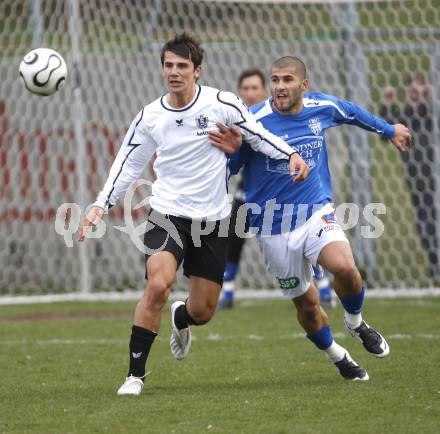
[219,68,336,309]
[213,56,412,380]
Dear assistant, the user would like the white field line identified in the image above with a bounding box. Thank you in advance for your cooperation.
[0,333,439,346]
[1,288,440,305]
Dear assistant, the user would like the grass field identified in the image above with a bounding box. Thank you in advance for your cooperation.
[1,298,439,434]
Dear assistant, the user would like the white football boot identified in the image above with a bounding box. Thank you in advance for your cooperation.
[117,372,149,396]
[170,301,192,360]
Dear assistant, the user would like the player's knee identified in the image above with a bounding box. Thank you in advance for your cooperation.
[145,277,171,306]
[190,304,216,325]
[192,316,212,326]
[332,260,360,284]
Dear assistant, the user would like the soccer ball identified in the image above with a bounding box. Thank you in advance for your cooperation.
[19,48,67,96]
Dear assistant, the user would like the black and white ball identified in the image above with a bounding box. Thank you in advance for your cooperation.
[19,48,67,96]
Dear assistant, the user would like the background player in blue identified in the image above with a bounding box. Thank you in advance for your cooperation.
[221,56,412,380]
[219,68,267,308]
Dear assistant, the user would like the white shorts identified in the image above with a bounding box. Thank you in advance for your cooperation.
[257,203,349,299]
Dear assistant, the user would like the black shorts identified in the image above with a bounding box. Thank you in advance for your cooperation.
[143,209,228,285]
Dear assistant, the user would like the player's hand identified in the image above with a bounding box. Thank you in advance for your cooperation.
[79,206,104,241]
[289,153,309,182]
[391,123,412,152]
[209,122,243,154]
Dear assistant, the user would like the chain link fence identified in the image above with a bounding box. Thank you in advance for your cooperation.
[1,0,439,298]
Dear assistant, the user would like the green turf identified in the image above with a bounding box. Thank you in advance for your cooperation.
[1,298,439,434]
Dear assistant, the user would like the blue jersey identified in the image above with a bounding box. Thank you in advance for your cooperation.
[229,92,395,235]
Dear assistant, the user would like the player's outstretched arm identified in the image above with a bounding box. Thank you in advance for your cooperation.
[210,121,309,182]
[216,91,309,182]
[79,110,156,242]
[79,206,104,241]
[319,93,408,146]
[390,123,412,153]
[217,91,295,158]
[330,96,412,153]
[93,111,155,210]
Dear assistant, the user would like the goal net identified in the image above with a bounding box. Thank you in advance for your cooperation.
[1,0,439,301]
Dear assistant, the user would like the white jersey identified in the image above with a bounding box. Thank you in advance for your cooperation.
[94,85,296,220]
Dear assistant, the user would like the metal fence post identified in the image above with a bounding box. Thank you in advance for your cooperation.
[429,43,440,276]
[333,3,378,282]
[68,0,91,295]
[30,0,43,48]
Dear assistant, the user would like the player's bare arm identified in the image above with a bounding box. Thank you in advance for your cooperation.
[390,123,412,152]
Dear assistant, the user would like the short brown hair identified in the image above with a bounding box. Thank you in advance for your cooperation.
[160,32,204,68]
[238,68,266,89]
[272,56,307,80]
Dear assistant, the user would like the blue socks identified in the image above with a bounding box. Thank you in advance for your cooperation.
[221,262,239,305]
[319,285,332,300]
[222,287,234,301]
[307,324,333,350]
[224,261,239,282]
[307,325,347,362]
[339,287,365,314]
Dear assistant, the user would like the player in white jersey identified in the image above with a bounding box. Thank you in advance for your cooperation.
[78,33,309,396]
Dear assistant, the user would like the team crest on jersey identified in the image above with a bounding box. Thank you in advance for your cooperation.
[317,213,337,237]
[308,118,322,135]
[321,212,336,225]
[195,114,209,129]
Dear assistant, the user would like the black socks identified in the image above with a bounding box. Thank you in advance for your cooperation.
[128,325,157,379]
[174,303,197,330]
